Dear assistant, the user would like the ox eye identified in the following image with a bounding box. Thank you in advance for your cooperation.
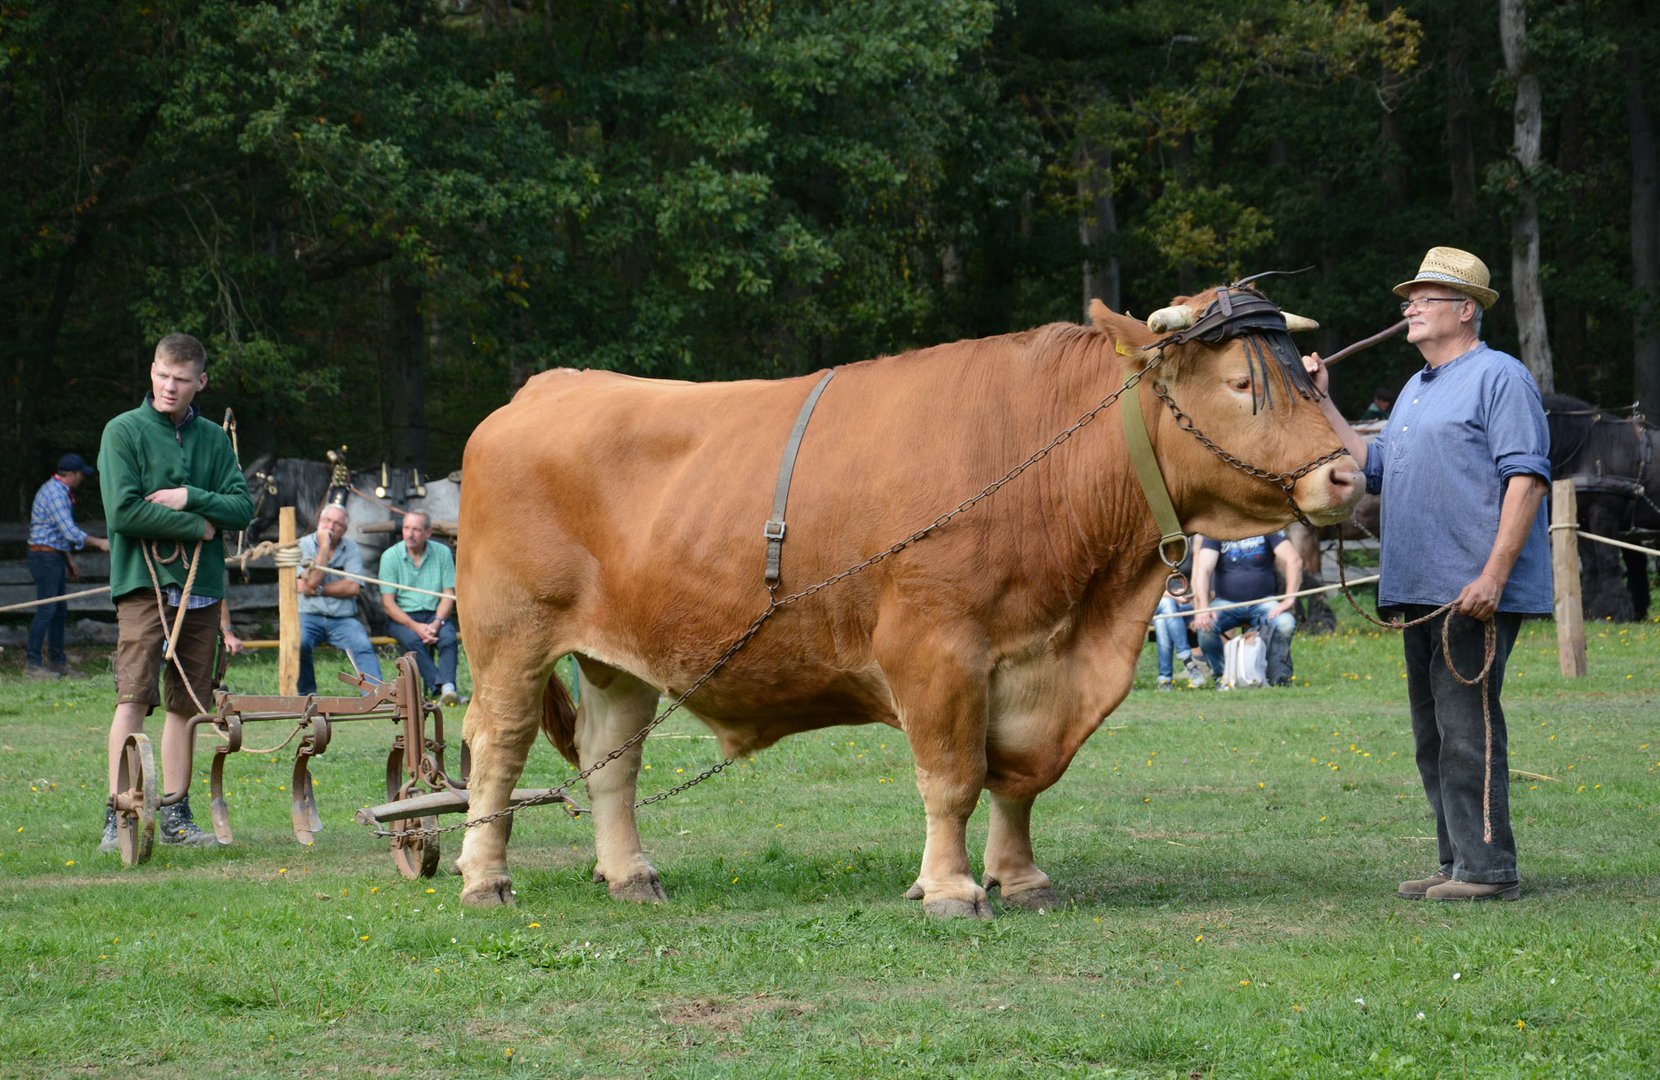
[1228,375,1253,394]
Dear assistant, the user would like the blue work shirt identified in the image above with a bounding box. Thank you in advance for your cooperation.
[1362,343,1552,613]
[298,533,367,618]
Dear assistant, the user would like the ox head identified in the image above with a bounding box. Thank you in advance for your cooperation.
[1090,285,1362,538]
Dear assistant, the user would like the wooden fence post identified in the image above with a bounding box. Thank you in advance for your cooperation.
[278,506,300,695]
[1551,479,1587,678]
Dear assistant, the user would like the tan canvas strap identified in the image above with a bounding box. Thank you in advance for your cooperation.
[765,368,836,588]
[1121,378,1188,570]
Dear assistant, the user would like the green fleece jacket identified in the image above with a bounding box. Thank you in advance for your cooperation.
[98,397,253,602]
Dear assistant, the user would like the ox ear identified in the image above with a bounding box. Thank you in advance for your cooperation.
[1089,299,1151,344]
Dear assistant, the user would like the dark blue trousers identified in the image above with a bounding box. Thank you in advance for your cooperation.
[27,550,70,667]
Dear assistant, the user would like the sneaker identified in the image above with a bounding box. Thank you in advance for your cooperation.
[1396,869,1451,899]
[1425,878,1520,902]
[439,683,461,707]
[99,807,119,853]
[51,663,87,680]
[1182,656,1210,688]
[158,795,221,847]
[25,664,61,681]
[1156,678,1173,692]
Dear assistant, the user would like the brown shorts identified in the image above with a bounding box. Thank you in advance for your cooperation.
[114,595,223,716]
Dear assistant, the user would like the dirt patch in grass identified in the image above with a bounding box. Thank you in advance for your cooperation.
[660,992,807,1034]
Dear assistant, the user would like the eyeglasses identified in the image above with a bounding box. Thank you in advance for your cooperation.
[1399,296,1469,314]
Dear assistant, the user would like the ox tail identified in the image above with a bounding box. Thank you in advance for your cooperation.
[541,672,580,767]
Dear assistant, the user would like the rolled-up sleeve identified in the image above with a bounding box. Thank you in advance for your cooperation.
[1486,366,1552,482]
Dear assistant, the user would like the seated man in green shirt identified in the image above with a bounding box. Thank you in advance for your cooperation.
[378,510,462,705]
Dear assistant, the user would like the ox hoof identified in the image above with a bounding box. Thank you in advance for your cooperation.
[902,882,925,901]
[923,896,994,921]
[1000,886,1059,913]
[606,875,668,904]
[460,875,515,907]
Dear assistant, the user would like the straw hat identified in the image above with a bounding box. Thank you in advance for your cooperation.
[1392,246,1498,310]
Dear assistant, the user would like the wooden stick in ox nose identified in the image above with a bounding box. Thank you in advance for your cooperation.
[1321,318,1409,366]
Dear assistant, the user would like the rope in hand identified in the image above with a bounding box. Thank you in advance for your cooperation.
[1333,532,1500,843]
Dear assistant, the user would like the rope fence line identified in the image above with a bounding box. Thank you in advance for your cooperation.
[9,528,1650,621]
[1152,575,1380,621]
[1549,523,1660,559]
[3,540,451,615]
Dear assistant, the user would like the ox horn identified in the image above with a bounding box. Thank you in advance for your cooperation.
[1147,305,1196,334]
[1281,311,1320,332]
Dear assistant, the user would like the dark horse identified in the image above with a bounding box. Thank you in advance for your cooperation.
[1543,394,1659,621]
[239,454,459,631]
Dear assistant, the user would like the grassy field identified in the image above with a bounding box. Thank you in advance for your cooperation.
[1,612,1656,1079]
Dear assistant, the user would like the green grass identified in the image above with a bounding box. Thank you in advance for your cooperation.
[1,615,1656,1079]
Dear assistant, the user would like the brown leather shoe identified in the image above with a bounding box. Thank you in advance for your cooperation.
[1397,870,1451,899]
[1425,879,1520,902]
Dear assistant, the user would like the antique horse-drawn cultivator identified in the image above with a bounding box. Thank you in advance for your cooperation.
[108,653,572,877]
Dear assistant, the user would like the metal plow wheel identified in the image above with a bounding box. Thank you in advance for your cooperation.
[113,733,159,866]
[385,748,441,879]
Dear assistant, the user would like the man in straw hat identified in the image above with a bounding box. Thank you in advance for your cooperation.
[1305,247,1550,902]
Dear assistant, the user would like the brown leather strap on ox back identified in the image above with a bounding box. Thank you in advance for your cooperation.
[765,368,836,588]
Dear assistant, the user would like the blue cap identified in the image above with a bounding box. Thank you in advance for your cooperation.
[57,453,96,476]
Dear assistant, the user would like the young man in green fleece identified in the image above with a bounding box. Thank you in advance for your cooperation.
[98,332,253,851]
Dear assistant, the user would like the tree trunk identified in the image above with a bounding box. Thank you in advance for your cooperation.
[1444,17,1478,221]
[1076,137,1120,318]
[1499,0,1554,392]
[1627,42,1660,412]
[1554,89,1587,391]
[384,275,429,471]
[1379,2,1410,215]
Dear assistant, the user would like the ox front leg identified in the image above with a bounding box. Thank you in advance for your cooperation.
[982,792,1056,912]
[577,671,666,903]
[902,758,992,920]
[887,636,993,920]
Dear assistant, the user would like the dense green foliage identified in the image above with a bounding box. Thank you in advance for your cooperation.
[4,1,1655,518]
[3,618,1657,1076]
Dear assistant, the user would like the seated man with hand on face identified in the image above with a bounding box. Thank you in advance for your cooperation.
[379,510,462,706]
[297,503,383,695]
[1190,531,1302,688]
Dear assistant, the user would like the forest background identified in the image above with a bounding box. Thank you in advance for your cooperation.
[4,0,1657,522]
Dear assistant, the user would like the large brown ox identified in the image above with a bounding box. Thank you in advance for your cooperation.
[453,288,1362,918]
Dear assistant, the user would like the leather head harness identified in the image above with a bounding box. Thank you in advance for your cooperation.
[1152,283,1322,414]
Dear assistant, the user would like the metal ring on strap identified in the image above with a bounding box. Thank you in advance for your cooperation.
[765,369,836,589]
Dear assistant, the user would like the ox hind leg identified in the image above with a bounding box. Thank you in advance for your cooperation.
[455,639,558,907]
[570,660,666,902]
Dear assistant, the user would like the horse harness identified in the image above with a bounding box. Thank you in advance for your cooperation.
[1555,408,1659,528]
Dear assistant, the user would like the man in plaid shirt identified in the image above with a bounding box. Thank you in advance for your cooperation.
[27,454,110,679]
